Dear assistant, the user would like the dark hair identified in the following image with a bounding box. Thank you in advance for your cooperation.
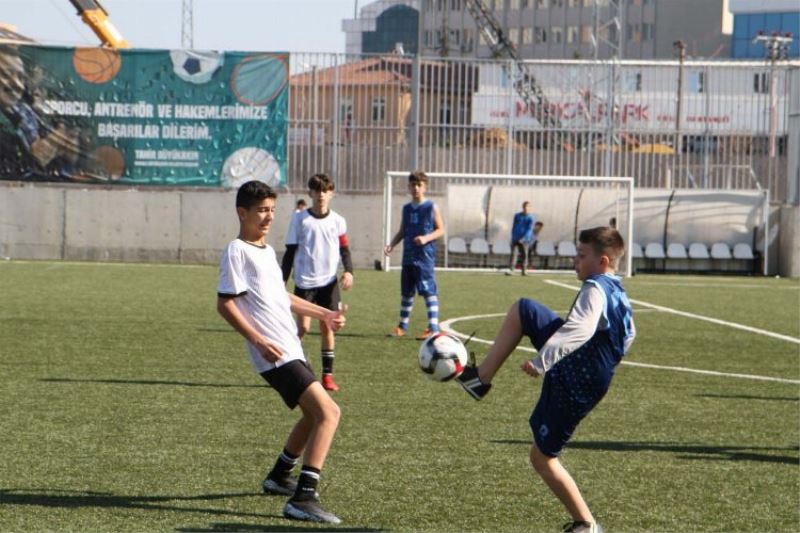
[522,201,530,208]
[296,198,307,207]
[236,180,277,209]
[308,173,335,192]
[408,170,427,184]
[578,226,625,269]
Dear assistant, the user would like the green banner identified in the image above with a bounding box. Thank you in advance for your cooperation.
[0,44,288,187]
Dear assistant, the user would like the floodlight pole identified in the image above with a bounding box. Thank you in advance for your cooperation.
[181,0,194,49]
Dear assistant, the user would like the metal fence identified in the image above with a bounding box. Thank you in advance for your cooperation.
[287,52,799,203]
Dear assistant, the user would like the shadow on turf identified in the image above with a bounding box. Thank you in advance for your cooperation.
[696,393,799,402]
[40,378,264,389]
[175,522,384,532]
[490,439,800,465]
[0,488,277,519]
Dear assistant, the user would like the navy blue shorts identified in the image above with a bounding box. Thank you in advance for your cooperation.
[401,264,437,297]
[518,298,606,457]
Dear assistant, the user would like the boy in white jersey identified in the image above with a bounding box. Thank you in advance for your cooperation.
[457,227,635,533]
[282,174,354,392]
[217,180,346,524]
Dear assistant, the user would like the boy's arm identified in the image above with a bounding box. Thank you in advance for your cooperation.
[289,293,346,331]
[528,284,604,375]
[217,296,283,362]
[338,233,354,290]
[384,221,405,255]
[281,245,297,283]
[414,205,445,246]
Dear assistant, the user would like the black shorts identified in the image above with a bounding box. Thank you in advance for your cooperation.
[260,360,316,409]
[294,279,340,311]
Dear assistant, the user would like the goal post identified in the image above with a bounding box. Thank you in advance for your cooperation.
[382,171,635,277]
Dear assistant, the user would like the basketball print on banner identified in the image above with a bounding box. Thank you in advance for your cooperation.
[230,54,288,105]
[72,48,121,84]
[90,145,126,180]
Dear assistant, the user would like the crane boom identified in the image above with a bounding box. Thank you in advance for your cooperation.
[68,0,130,48]
[463,0,562,131]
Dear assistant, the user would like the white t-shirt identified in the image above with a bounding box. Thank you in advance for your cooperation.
[285,209,348,289]
[217,238,305,374]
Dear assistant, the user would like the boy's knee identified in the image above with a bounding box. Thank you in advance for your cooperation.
[322,400,341,426]
[529,443,555,474]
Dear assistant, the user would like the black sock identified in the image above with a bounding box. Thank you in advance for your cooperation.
[293,465,320,500]
[321,350,334,375]
[268,448,298,479]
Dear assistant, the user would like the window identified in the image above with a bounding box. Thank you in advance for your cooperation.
[552,0,564,6]
[339,98,353,121]
[509,28,520,45]
[523,27,533,44]
[568,0,579,6]
[626,23,641,42]
[450,0,461,9]
[462,29,474,52]
[552,27,563,44]
[372,97,385,123]
[689,71,706,93]
[510,0,520,9]
[642,23,653,41]
[567,25,578,43]
[754,72,769,94]
[623,71,642,92]
[535,27,547,43]
[449,29,460,45]
[580,24,593,43]
[537,0,549,8]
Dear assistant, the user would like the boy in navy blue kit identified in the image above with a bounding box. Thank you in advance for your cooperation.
[458,226,636,533]
[383,171,445,340]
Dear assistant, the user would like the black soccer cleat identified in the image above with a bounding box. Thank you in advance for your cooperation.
[456,364,492,401]
[262,474,297,496]
[562,521,604,533]
[283,496,342,524]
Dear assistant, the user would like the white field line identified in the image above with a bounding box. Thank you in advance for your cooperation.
[628,281,799,290]
[544,279,800,345]
[439,316,800,385]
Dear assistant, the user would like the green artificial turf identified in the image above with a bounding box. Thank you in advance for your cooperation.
[1,261,798,532]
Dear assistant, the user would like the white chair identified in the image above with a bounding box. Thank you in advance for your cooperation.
[536,240,556,257]
[534,240,556,269]
[644,243,666,259]
[732,243,755,260]
[448,237,467,254]
[491,239,511,255]
[710,242,732,260]
[469,237,490,255]
[557,241,577,257]
[666,243,688,259]
[688,242,710,260]
[631,242,644,259]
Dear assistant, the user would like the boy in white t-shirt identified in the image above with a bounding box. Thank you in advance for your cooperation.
[282,174,353,392]
[217,180,346,524]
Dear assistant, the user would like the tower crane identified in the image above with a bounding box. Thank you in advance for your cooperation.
[67,0,130,48]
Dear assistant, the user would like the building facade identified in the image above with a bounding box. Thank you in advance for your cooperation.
[729,0,799,59]
[349,0,733,60]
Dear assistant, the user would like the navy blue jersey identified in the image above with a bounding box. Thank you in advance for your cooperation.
[401,200,437,267]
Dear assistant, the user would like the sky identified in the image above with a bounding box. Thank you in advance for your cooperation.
[1,0,358,52]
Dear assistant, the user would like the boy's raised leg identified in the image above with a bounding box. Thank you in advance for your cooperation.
[457,301,524,400]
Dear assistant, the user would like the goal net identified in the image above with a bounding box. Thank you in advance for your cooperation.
[382,172,635,277]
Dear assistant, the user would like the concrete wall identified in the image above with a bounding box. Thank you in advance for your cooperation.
[1,180,797,276]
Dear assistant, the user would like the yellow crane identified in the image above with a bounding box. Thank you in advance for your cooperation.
[68,0,129,48]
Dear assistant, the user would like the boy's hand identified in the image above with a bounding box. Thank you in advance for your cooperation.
[254,336,283,363]
[340,272,354,290]
[521,359,541,378]
[383,244,393,256]
[413,235,427,246]
[324,303,347,332]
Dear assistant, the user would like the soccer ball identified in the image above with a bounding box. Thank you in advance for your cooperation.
[418,332,468,382]
[169,50,224,84]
